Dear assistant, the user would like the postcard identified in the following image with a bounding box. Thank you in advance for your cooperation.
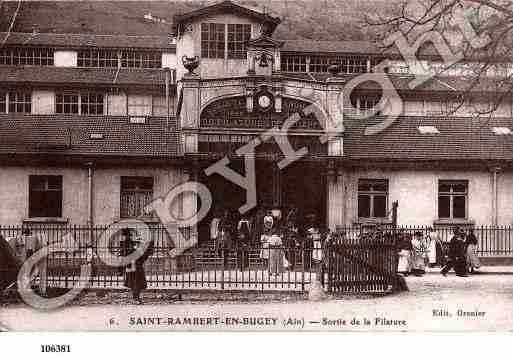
[1,0,511,333]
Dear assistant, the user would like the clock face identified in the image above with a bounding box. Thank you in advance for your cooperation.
[258,95,272,109]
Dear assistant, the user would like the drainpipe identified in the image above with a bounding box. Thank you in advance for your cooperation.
[165,68,171,131]
[492,167,500,226]
[86,162,94,227]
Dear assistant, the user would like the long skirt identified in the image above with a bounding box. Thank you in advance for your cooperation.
[411,253,426,272]
[124,266,147,292]
[466,244,481,270]
[428,240,437,264]
[397,250,411,273]
[312,240,323,262]
[260,241,269,259]
[268,246,284,274]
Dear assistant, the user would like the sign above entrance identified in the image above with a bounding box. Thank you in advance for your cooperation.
[200,96,323,130]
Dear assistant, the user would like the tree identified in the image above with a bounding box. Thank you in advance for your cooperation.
[365,0,513,116]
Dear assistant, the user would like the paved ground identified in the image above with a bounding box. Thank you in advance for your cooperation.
[2,266,513,331]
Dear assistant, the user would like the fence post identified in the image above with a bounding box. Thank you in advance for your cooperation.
[301,241,305,292]
[39,233,48,297]
[221,244,225,290]
[391,201,399,291]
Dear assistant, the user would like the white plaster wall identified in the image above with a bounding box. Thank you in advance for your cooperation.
[32,90,55,115]
[497,172,513,226]
[54,51,77,67]
[107,93,127,116]
[0,166,186,226]
[343,169,495,226]
[92,167,186,225]
[0,167,88,225]
[162,53,177,69]
[175,13,261,80]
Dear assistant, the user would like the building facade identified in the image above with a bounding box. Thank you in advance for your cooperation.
[2,1,513,240]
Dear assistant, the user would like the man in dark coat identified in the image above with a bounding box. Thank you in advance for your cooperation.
[123,229,155,304]
[441,228,468,277]
[217,210,234,267]
[0,234,22,294]
[235,215,251,270]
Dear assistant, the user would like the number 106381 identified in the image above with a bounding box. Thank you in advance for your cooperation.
[41,345,71,353]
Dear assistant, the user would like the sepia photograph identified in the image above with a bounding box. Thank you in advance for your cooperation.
[1,0,513,334]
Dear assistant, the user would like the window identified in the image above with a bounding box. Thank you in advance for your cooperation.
[358,179,388,219]
[120,177,154,218]
[77,50,161,68]
[120,51,161,69]
[358,97,380,114]
[0,92,5,113]
[281,55,307,72]
[0,47,53,66]
[8,91,31,113]
[340,57,368,74]
[0,91,32,114]
[81,93,104,115]
[438,180,468,219]
[348,94,380,116]
[29,175,63,218]
[56,93,79,114]
[201,23,225,59]
[128,95,152,116]
[309,56,330,73]
[56,92,104,115]
[77,50,118,68]
[309,56,368,74]
[227,24,251,59]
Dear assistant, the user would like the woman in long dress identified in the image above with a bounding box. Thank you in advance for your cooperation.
[397,233,412,276]
[465,229,481,273]
[411,232,427,276]
[259,212,274,263]
[426,228,439,267]
[309,227,323,264]
[123,229,155,304]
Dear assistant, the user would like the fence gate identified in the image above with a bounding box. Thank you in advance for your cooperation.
[326,232,399,294]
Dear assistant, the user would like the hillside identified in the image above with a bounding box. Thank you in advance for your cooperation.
[0,0,394,41]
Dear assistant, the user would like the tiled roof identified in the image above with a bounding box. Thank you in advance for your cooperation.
[281,40,381,55]
[343,115,513,161]
[0,32,175,50]
[281,72,509,94]
[0,66,171,87]
[0,114,180,157]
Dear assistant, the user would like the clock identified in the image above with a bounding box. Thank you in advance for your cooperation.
[258,94,272,110]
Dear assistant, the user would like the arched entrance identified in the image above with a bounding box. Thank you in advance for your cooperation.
[196,94,328,242]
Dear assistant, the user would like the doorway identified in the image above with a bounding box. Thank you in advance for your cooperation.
[198,160,326,243]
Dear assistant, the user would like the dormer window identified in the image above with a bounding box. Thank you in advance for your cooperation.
[201,23,251,60]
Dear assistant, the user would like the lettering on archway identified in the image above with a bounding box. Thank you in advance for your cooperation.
[200,96,324,130]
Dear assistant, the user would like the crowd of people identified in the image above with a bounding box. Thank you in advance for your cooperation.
[209,207,326,275]
[397,227,481,277]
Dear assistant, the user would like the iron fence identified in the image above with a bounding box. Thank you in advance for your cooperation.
[334,225,513,257]
[2,223,512,295]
